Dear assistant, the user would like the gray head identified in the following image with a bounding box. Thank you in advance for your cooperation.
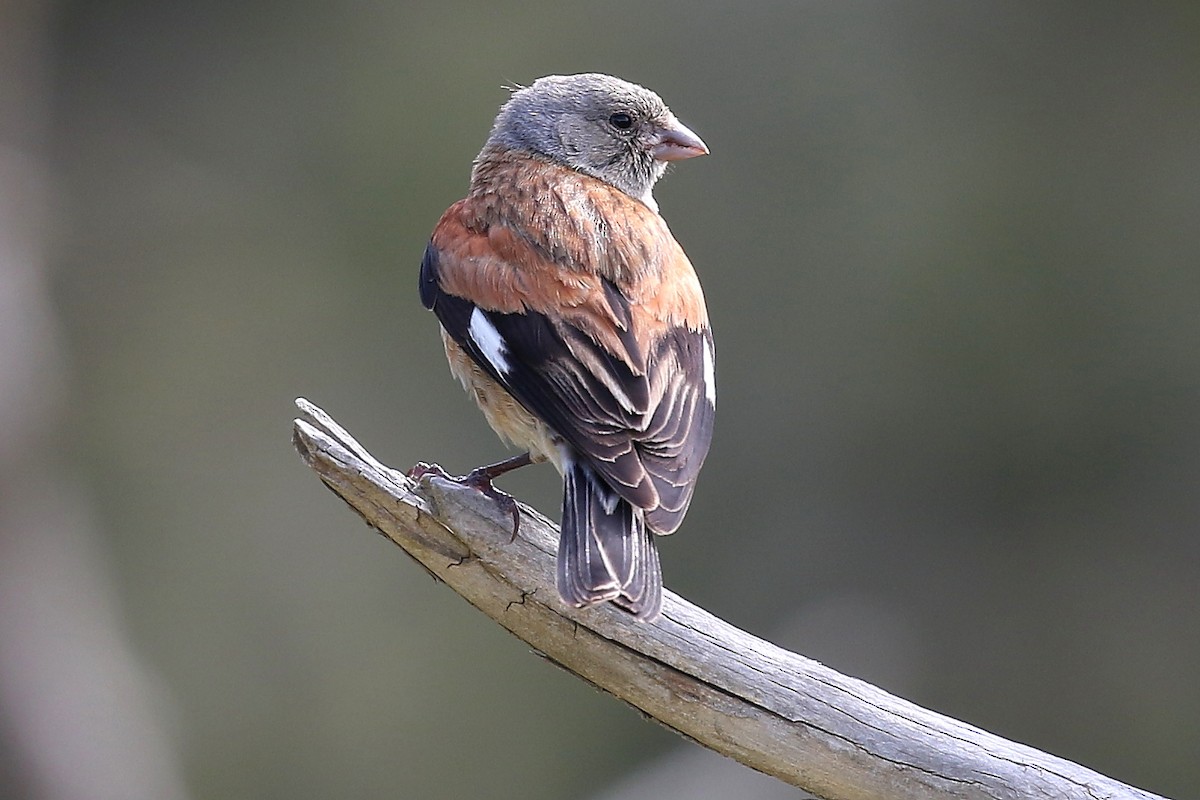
[485,73,708,208]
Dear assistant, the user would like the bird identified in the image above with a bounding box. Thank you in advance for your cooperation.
[417,73,714,621]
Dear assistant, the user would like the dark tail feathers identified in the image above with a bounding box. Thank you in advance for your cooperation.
[557,460,662,621]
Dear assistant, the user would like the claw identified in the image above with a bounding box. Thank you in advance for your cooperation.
[463,468,522,540]
[406,461,450,481]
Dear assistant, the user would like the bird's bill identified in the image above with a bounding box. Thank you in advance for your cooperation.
[650,117,709,161]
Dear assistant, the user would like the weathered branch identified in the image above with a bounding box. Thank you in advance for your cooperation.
[291,398,1166,800]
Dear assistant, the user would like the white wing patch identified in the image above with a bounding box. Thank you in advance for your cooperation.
[468,307,511,375]
[702,335,716,407]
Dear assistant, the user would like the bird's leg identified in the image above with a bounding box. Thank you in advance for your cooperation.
[407,452,533,538]
[464,451,534,483]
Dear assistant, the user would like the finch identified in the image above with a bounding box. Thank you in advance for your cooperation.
[418,73,714,621]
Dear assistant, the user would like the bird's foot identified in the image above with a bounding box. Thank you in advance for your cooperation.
[406,461,451,482]
[407,453,533,539]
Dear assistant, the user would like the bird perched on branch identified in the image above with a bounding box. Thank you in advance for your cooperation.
[417,73,714,621]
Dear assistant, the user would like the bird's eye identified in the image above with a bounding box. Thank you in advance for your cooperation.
[608,112,634,130]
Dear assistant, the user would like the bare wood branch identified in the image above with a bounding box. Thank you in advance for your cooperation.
[291,398,1166,800]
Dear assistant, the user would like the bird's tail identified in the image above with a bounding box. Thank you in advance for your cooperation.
[557,459,662,621]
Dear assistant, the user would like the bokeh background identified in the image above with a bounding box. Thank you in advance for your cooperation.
[2,2,1197,798]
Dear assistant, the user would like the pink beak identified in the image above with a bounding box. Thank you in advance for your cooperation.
[650,116,709,161]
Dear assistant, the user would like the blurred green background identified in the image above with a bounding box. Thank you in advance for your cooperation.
[1,2,1197,798]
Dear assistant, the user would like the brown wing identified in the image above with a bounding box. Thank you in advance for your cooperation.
[420,153,714,532]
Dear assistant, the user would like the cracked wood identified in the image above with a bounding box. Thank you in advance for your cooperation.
[292,397,1167,800]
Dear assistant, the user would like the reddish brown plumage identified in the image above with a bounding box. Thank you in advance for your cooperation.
[431,147,709,371]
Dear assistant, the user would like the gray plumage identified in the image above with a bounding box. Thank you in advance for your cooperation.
[484,73,702,208]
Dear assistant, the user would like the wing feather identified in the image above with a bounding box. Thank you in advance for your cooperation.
[421,157,714,532]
